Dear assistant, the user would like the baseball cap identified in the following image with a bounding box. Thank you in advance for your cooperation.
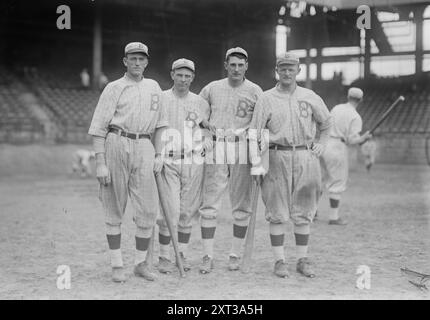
[348,87,364,100]
[124,42,149,56]
[276,52,300,66]
[172,58,195,72]
[225,47,248,60]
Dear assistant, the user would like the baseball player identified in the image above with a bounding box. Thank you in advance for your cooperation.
[88,42,168,283]
[71,149,95,177]
[249,52,332,278]
[197,47,263,274]
[319,88,371,225]
[155,58,211,274]
[361,139,376,172]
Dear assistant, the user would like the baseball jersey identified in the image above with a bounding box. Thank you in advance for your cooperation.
[199,78,263,134]
[329,103,362,144]
[250,84,331,146]
[162,89,210,153]
[88,74,168,137]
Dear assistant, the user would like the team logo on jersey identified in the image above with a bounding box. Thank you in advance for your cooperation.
[150,94,160,111]
[298,101,311,119]
[236,99,253,118]
[185,111,198,128]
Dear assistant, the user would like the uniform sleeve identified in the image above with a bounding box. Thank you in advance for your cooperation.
[198,97,211,123]
[249,95,270,142]
[311,94,332,146]
[155,85,169,129]
[199,83,211,103]
[88,83,119,137]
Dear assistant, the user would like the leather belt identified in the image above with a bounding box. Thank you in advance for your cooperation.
[166,151,185,159]
[269,144,312,151]
[108,127,150,140]
[212,136,243,142]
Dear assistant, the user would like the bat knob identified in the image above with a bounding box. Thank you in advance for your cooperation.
[400,96,405,101]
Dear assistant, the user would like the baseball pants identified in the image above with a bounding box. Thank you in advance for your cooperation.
[199,139,253,222]
[157,157,204,232]
[320,138,348,196]
[261,148,322,225]
[99,132,160,230]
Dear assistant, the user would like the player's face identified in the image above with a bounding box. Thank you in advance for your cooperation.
[225,56,248,81]
[123,53,148,77]
[171,68,194,92]
[276,63,300,86]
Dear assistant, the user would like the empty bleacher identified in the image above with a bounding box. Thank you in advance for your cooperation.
[0,67,44,143]
[24,68,99,143]
[351,74,430,135]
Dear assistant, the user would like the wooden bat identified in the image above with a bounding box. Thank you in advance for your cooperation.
[369,95,405,134]
[360,95,405,145]
[241,179,260,273]
[155,174,186,278]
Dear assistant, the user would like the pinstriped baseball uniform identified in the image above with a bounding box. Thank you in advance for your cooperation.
[88,73,168,229]
[320,102,363,195]
[156,89,209,231]
[199,78,263,221]
[250,84,331,225]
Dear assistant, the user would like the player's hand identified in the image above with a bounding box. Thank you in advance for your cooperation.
[311,143,324,157]
[252,174,263,185]
[153,154,164,175]
[361,131,372,143]
[202,138,213,153]
[96,163,111,186]
[250,165,266,185]
[201,120,217,136]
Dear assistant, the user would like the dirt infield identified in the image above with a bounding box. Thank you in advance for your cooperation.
[0,145,429,300]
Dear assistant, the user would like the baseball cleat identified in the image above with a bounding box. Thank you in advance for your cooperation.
[134,261,156,281]
[176,252,191,272]
[199,255,214,274]
[296,257,315,278]
[328,218,348,225]
[158,257,175,274]
[228,255,240,271]
[111,267,127,283]
[273,260,289,278]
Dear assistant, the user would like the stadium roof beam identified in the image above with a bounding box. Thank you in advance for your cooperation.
[302,0,430,10]
[370,9,393,55]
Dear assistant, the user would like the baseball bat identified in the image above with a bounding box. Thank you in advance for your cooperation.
[155,174,186,278]
[359,95,405,145]
[241,179,260,273]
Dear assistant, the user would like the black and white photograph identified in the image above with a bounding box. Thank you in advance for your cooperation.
[0,0,429,304]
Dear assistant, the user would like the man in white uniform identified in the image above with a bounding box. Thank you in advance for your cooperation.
[250,52,332,278]
[320,88,371,225]
[88,42,168,282]
[72,149,95,177]
[198,47,263,273]
[156,58,211,274]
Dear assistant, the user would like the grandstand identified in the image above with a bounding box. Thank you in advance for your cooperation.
[0,66,44,143]
[0,0,429,163]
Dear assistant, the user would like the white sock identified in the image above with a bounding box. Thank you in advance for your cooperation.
[230,237,244,258]
[203,239,214,258]
[272,246,285,262]
[110,249,123,268]
[134,249,147,266]
[329,207,339,220]
[159,244,170,260]
[178,242,188,255]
